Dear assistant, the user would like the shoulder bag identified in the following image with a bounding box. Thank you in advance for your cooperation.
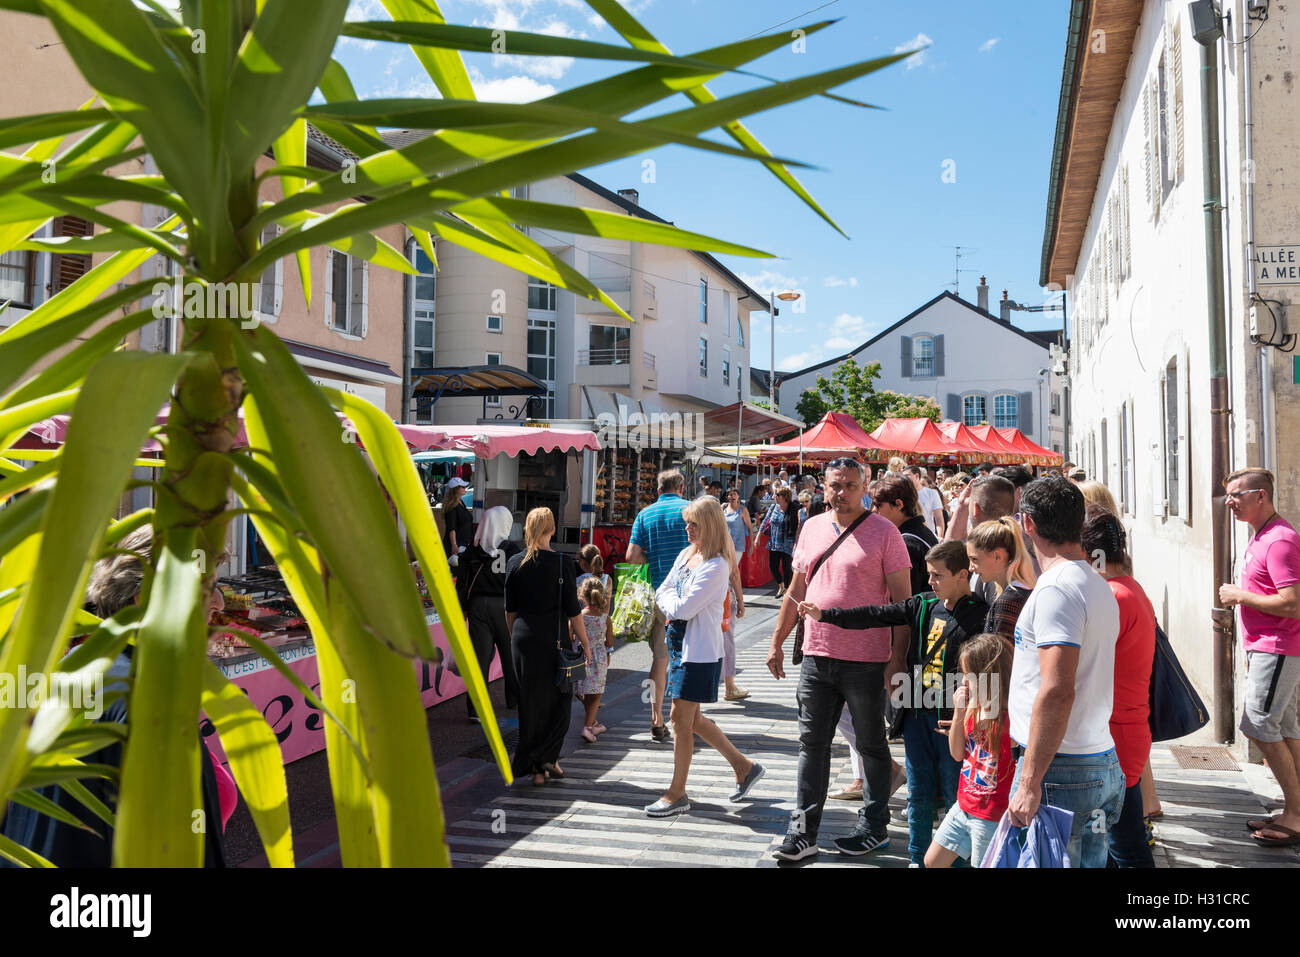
[554,553,587,693]
[792,509,872,664]
[1148,622,1209,741]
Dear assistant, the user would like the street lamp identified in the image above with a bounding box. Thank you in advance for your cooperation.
[1037,368,1049,446]
[769,289,801,411]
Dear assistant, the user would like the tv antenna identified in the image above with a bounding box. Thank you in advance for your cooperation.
[947,245,979,299]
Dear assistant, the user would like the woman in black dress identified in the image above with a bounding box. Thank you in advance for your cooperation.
[504,507,588,786]
[441,477,474,565]
[459,505,521,719]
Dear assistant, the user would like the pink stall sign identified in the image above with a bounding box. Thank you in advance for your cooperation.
[201,615,502,766]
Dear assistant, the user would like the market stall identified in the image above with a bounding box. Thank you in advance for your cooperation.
[935,420,1016,466]
[869,417,963,465]
[994,427,1063,468]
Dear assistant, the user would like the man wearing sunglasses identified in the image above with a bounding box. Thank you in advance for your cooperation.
[1219,467,1300,848]
[766,457,912,861]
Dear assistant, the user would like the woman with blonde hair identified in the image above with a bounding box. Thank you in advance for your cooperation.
[966,517,1038,642]
[1077,480,1119,515]
[505,507,588,786]
[887,455,907,474]
[645,496,765,816]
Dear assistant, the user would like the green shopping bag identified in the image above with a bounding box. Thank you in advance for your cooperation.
[612,562,655,642]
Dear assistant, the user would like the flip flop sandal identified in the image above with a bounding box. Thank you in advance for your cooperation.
[1145,809,1163,820]
[1250,824,1300,846]
[1247,815,1281,832]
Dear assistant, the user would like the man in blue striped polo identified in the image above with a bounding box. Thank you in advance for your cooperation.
[627,468,691,743]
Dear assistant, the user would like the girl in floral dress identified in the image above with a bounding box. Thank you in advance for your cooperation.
[575,576,614,743]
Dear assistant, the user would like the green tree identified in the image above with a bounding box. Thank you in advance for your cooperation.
[0,0,912,867]
[798,357,940,433]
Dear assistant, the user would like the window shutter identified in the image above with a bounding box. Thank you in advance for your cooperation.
[1153,374,1168,517]
[1018,391,1033,435]
[1172,17,1185,182]
[322,249,333,328]
[933,334,945,377]
[1142,81,1154,219]
[900,336,912,377]
[50,215,93,292]
[1180,351,1192,524]
[946,393,961,422]
[1146,80,1161,221]
[1122,164,1132,278]
[350,257,365,336]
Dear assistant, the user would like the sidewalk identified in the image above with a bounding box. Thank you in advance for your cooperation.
[438,595,1300,868]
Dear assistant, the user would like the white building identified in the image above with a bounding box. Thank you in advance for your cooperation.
[1041,0,1300,742]
[773,285,1064,449]
[405,169,766,425]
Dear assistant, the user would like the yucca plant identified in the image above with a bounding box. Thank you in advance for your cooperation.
[0,0,907,867]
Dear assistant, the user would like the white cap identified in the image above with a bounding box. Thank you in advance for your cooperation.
[447,477,470,490]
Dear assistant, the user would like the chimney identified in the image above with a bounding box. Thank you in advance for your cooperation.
[977,275,989,313]
[1000,289,1012,323]
[617,188,640,206]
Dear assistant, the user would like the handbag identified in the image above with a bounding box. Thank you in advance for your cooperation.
[792,509,872,664]
[1148,622,1209,742]
[554,556,587,693]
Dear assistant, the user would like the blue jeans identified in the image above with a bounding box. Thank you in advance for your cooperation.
[1009,749,1125,868]
[902,710,960,865]
[791,656,891,841]
[1107,780,1155,868]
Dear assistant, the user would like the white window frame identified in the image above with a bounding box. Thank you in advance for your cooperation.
[962,393,987,427]
[486,314,503,333]
[252,224,283,325]
[912,334,935,377]
[323,249,367,339]
[485,351,502,407]
[699,336,708,377]
[699,276,708,324]
[992,392,1019,430]
[527,278,557,312]
[723,345,731,386]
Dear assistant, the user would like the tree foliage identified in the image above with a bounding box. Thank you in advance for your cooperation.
[795,356,940,433]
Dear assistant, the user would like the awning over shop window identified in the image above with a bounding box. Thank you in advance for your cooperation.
[699,401,804,447]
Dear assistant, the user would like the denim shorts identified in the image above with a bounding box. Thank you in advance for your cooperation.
[665,619,721,703]
[933,804,1002,866]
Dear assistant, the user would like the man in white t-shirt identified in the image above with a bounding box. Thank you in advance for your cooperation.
[906,466,945,538]
[1006,475,1123,868]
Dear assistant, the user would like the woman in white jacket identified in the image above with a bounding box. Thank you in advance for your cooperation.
[645,495,765,817]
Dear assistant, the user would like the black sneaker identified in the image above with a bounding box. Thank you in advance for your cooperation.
[833,831,891,856]
[772,834,819,861]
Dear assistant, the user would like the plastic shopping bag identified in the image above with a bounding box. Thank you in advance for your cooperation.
[981,807,1074,868]
[611,562,655,642]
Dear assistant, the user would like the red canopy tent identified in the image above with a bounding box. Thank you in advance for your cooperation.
[935,421,1014,465]
[967,424,1022,459]
[757,411,892,464]
[994,427,1062,467]
[869,417,962,463]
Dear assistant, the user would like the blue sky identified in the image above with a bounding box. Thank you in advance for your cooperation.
[336,0,1073,373]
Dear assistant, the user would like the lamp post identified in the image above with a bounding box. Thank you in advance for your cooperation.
[1037,368,1049,446]
[768,289,801,412]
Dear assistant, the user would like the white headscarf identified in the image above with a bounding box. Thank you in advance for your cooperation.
[473,504,513,555]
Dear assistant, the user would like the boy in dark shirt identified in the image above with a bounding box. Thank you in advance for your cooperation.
[799,540,987,865]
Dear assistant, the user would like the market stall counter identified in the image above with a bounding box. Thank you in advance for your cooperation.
[201,568,501,765]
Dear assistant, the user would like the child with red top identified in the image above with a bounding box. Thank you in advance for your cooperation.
[1082,505,1157,867]
[925,633,1016,868]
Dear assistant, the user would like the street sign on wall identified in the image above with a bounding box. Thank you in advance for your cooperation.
[1255,245,1300,285]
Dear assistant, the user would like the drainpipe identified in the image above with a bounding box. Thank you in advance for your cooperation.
[1195,20,1236,743]
[402,234,416,424]
[1241,8,1273,472]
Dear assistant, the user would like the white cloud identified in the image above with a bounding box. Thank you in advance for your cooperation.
[778,349,825,371]
[829,312,867,341]
[824,275,858,287]
[345,0,386,21]
[338,35,378,52]
[895,32,932,70]
[467,67,555,102]
[825,337,853,350]
[979,37,1000,54]
[737,270,802,296]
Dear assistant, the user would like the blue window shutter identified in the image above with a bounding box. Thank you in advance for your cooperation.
[946,393,961,422]
[901,336,912,377]
[1019,391,1033,433]
[934,334,945,377]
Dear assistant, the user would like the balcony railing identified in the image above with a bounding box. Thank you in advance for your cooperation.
[643,351,655,370]
[578,346,631,366]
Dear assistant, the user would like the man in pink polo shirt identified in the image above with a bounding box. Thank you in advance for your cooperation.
[1219,467,1300,848]
[766,458,912,861]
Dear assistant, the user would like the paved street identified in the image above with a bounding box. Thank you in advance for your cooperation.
[431,594,1300,869]
[227,590,1300,868]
